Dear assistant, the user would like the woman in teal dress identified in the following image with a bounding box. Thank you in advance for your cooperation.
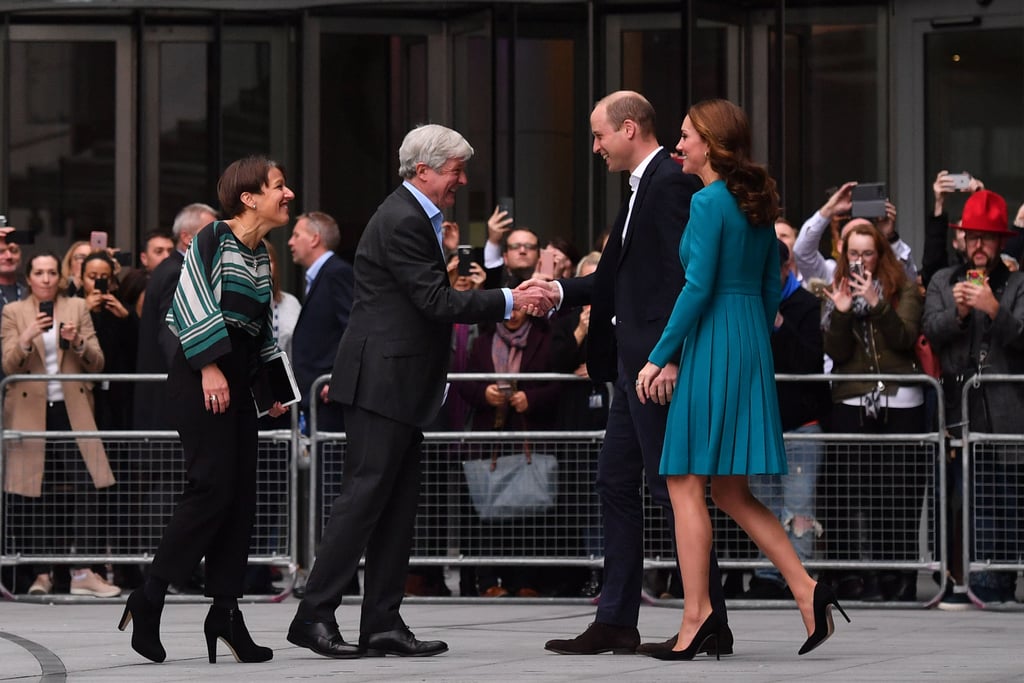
[635,99,848,659]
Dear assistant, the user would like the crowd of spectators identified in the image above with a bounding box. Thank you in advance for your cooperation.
[2,171,1023,606]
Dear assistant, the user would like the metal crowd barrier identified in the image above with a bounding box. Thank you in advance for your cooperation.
[0,369,968,604]
[960,375,1024,590]
[311,372,950,603]
[0,374,300,601]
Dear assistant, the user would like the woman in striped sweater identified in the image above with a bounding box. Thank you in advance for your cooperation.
[118,155,293,664]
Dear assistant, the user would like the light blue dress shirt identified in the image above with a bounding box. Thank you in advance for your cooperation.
[402,180,512,318]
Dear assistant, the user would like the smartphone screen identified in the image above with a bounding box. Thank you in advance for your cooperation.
[967,269,985,286]
[90,230,108,251]
[849,262,864,278]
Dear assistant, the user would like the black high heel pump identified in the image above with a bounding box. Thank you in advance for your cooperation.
[204,605,273,663]
[798,582,851,655]
[651,610,725,661]
[117,589,166,663]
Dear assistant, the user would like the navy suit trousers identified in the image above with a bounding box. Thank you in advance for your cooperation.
[594,362,726,627]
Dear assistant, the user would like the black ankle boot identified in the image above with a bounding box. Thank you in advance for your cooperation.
[118,588,166,663]
[204,605,273,663]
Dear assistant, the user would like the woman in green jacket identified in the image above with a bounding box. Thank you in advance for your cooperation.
[822,220,924,602]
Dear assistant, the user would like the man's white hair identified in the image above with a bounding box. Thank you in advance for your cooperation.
[398,124,474,179]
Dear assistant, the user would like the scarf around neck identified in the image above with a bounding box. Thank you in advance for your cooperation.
[491,319,532,374]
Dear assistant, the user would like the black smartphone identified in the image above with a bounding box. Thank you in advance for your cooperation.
[95,277,109,294]
[850,182,887,219]
[58,322,70,350]
[457,245,474,276]
[849,261,864,278]
[498,196,514,227]
[39,300,54,329]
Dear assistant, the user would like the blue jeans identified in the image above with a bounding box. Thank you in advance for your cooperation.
[749,422,824,585]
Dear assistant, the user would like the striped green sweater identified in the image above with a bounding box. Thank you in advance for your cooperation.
[167,220,278,370]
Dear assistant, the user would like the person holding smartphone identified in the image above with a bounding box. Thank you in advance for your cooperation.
[921,170,988,288]
[78,251,136,430]
[455,307,561,597]
[922,189,1024,609]
[822,221,925,602]
[1,250,116,598]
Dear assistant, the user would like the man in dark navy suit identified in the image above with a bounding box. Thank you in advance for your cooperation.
[524,91,732,656]
[288,211,353,432]
[134,202,217,429]
[287,124,555,659]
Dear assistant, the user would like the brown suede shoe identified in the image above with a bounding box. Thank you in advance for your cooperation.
[636,624,735,657]
[544,622,640,655]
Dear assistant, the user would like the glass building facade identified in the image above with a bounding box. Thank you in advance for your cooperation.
[0,0,1021,291]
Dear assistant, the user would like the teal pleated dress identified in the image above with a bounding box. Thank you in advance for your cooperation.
[649,180,787,476]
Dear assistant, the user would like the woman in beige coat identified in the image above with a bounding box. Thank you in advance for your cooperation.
[2,250,119,597]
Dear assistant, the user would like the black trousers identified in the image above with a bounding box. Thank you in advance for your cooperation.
[296,404,422,635]
[149,337,258,598]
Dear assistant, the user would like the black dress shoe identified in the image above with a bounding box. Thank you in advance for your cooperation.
[636,623,735,657]
[287,619,361,659]
[544,622,640,655]
[359,626,448,657]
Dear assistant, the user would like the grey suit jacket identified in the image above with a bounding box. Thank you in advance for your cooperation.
[328,184,507,428]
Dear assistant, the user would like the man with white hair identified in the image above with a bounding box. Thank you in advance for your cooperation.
[287,124,555,659]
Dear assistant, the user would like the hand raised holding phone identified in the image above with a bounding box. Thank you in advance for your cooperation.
[487,203,514,245]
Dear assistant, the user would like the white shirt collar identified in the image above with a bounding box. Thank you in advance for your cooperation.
[629,146,663,193]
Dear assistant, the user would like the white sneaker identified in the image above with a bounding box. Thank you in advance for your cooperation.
[936,585,974,611]
[28,574,52,595]
[70,569,122,598]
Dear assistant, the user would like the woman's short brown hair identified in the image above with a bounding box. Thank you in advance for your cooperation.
[217,155,286,219]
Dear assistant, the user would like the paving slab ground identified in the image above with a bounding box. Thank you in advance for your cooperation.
[1,596,1022,682]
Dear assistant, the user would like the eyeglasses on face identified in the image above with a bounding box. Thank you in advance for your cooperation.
[964,233,999,244]
[846,250,876,260]
[507,243,538,251]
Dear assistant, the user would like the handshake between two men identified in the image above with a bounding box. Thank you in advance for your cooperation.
[510,278,561,317]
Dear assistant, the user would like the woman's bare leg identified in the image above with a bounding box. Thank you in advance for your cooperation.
[711,475,817,634]
[666,474,714,650]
